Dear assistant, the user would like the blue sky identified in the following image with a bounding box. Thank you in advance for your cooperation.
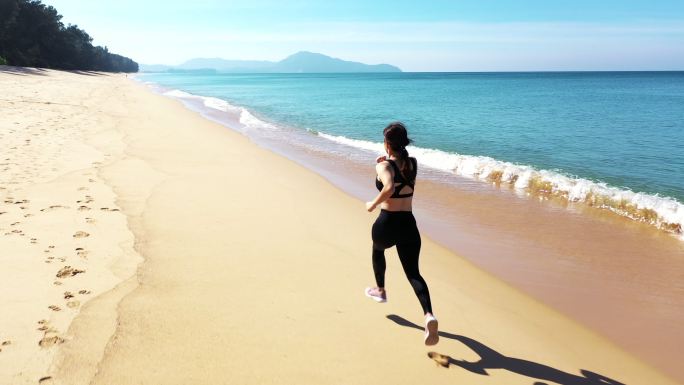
[42,0,684,71]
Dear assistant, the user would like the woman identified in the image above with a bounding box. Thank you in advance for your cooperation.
[365,122,438,346]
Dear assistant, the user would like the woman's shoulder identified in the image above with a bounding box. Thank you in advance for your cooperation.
[375,160,392,170]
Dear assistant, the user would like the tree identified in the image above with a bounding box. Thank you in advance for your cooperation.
[0,0,138,72]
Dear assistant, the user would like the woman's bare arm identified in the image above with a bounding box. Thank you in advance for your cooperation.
[366,162,394,212]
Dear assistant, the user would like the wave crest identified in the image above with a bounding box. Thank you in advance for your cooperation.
[158,87,683,237]
[317,132,684,236]
[162,89,276,131]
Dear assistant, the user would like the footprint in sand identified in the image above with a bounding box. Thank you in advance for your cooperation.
[77,187,88,191]
[75,248,88,258]
[64,291,74,300]
[38,333,64,348]
[66,301,80,309]
[85,217,95,224]
[39,376,54,384]
[23,213,33,218]
[78,289,91,295]
[427,352,451,368]
[40,205,66,212]
[48,305,61,312]
[78,205,91,211]
[56,266,85,278]
[72,231,89,238]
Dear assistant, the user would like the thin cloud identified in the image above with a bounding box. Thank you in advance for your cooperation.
[197,21,684,44]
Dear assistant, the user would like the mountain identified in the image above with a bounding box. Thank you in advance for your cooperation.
[176,58,274,72]
[140,51,401,73]
[272,51,399,73]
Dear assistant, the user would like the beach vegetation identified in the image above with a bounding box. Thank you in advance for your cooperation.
[0,56,6,65]
[0,0,137,72]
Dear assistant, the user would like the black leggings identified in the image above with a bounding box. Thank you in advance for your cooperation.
[372,209,432,314]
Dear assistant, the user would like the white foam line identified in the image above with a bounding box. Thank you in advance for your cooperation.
[316,131,684,236]
[152,85,684,237]
[161,88,277,131]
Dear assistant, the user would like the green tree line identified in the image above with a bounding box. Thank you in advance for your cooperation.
[0,0,138,72]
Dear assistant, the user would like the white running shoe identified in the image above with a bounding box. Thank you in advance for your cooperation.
[364,287,387,303]
[424,314,439,346]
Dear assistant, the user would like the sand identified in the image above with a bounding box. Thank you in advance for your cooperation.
[0,66,679,385]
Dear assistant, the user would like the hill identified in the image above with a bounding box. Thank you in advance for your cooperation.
[140,51,400,73]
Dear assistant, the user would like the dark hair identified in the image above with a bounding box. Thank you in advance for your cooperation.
[383,121,416,183]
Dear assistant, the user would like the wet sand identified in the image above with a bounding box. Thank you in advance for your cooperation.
[199,105,684,381]
[301,152,684,382]
[0,67,680,385]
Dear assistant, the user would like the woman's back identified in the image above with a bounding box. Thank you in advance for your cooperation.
[376,156,416,212]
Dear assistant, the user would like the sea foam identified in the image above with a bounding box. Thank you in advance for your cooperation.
[161,88,684,237]
[317,132,684,236]
[163,89,276,131]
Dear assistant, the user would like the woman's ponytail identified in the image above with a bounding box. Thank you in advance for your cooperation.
[383,122,416,183]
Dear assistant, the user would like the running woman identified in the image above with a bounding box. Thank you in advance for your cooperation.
[365,122,438,346]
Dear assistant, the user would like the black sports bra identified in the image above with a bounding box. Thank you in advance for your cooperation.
[375,158,417,198]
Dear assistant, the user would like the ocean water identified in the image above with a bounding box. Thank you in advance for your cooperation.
[137,72,684,234]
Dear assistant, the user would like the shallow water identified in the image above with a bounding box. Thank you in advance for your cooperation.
[139,71,684,235]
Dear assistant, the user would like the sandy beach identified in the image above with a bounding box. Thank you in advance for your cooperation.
[0,67,680,385]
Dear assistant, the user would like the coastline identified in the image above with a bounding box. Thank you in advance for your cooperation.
[144,75,684,380]
[0,68,680,384]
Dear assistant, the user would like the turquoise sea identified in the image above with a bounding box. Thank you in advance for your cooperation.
[137,72,684,234]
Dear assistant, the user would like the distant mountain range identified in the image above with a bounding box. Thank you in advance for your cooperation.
[140,51,401,73]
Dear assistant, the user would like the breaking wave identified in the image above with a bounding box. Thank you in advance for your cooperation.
[159,88,683,237]
[317,132,684,236]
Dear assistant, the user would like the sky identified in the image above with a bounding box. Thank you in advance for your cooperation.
[41,0,684,71]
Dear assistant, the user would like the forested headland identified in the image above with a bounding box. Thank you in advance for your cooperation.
[0,0,138,72]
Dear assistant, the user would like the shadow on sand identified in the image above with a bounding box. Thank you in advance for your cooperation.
[0,66,105,76]
[0,65,49,76]
[65,70,104,76]
[387,314,626,385]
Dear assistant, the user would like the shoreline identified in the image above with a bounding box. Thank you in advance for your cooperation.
[144,77,684,380]
[138,73,684,238]
[0,68,680,384]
